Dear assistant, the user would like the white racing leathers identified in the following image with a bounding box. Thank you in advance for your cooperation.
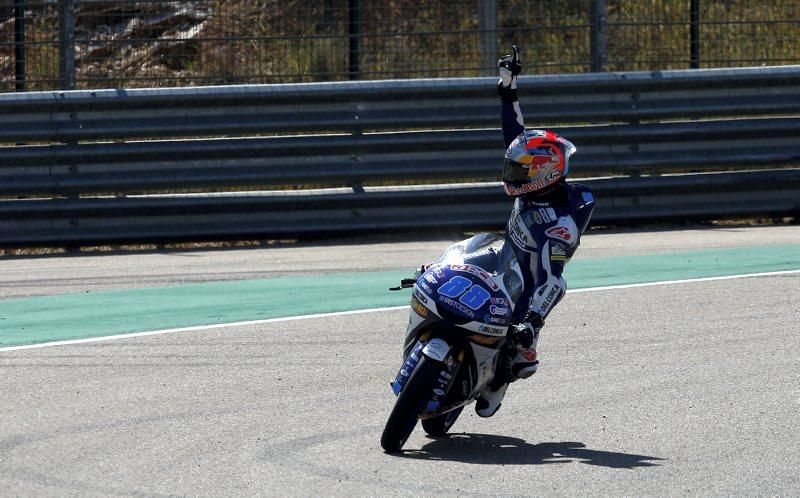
[500,97,596,379]
[506,194,592,322]
[503,188,594,378]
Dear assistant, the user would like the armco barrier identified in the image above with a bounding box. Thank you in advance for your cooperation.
[1,66,799,247]
[2,170,799,247]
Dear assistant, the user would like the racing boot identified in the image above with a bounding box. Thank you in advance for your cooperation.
[509,316,540,380]
[475,321,539,417]
[475,354,512,418]
[475,380,509,418]
[475,350,538,417]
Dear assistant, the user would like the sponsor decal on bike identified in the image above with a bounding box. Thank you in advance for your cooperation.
[438,296,475,318]
[418,280,432,293]
[482,315,508,325]
[478,324,506,336]
[392,342,424,395]
[413,287,429,304]
[489,305,509,316]
[424,273,438,284]
[490,297,508,306]
[410,296,429,317]
[433,388,445,396]
[449,264,500,291]
[437,275,492,310]
[423,338,450,361]
[521,349,537,362]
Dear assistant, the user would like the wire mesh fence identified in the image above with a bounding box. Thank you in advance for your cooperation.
[2,0,799,92]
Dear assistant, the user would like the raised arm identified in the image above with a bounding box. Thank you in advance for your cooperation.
[498,46,525,148]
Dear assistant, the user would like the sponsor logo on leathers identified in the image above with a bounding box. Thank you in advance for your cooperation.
[508,202,536,251]
[545,217,578,244]
[536,284,562,315]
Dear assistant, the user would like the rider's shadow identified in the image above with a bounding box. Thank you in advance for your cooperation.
[399,433,664,469]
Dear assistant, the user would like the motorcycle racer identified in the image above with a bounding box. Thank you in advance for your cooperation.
[475,46,596,417]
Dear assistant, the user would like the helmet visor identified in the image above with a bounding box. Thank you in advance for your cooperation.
[502,157,529,183]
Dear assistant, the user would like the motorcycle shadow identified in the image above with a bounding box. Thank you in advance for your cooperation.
[398,433,663,469]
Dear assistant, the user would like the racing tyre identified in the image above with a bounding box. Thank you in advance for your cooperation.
[421,406,464,436]
[381,355,440,453]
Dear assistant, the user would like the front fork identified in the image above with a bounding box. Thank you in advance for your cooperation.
[390,341,425,396]
[390,337,463,415]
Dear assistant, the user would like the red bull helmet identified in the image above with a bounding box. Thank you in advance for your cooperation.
[502,129,576,197]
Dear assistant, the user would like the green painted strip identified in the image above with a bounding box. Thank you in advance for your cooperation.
[0,270,409,347]
[563,243,800,287]
[1,244,798,347]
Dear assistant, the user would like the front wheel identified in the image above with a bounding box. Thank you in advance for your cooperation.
[381,355,440,452]
[421,406,464,436]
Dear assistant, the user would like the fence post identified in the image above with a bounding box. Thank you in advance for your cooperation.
[690,0,700,68]
[58,0,76,89]
[14,0,25,91]
[348,0,360,80]
[478,0,498,76]
[589,0,607,72]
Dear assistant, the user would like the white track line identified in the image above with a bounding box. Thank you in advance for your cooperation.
[1,268,798,353]
[567,269,800,293]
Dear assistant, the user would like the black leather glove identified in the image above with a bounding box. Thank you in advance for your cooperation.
[510,311,544,352]
[497,45,521,102]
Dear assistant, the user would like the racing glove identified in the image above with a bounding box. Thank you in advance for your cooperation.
[497,45,521,102]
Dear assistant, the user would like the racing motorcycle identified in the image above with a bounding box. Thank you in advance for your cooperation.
[381,232,525,452]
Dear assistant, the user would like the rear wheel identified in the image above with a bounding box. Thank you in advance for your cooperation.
[381,355,440,452]
[421,406,464,436]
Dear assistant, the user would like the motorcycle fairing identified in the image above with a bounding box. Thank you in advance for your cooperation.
[390,233,525,419]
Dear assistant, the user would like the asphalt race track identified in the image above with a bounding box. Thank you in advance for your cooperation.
[1,226,799,495]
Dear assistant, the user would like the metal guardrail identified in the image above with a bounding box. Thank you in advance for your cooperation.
[1,66,799,247]
[3,170,799,247]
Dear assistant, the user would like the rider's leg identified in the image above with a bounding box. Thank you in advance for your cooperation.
[475,347,538,418]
